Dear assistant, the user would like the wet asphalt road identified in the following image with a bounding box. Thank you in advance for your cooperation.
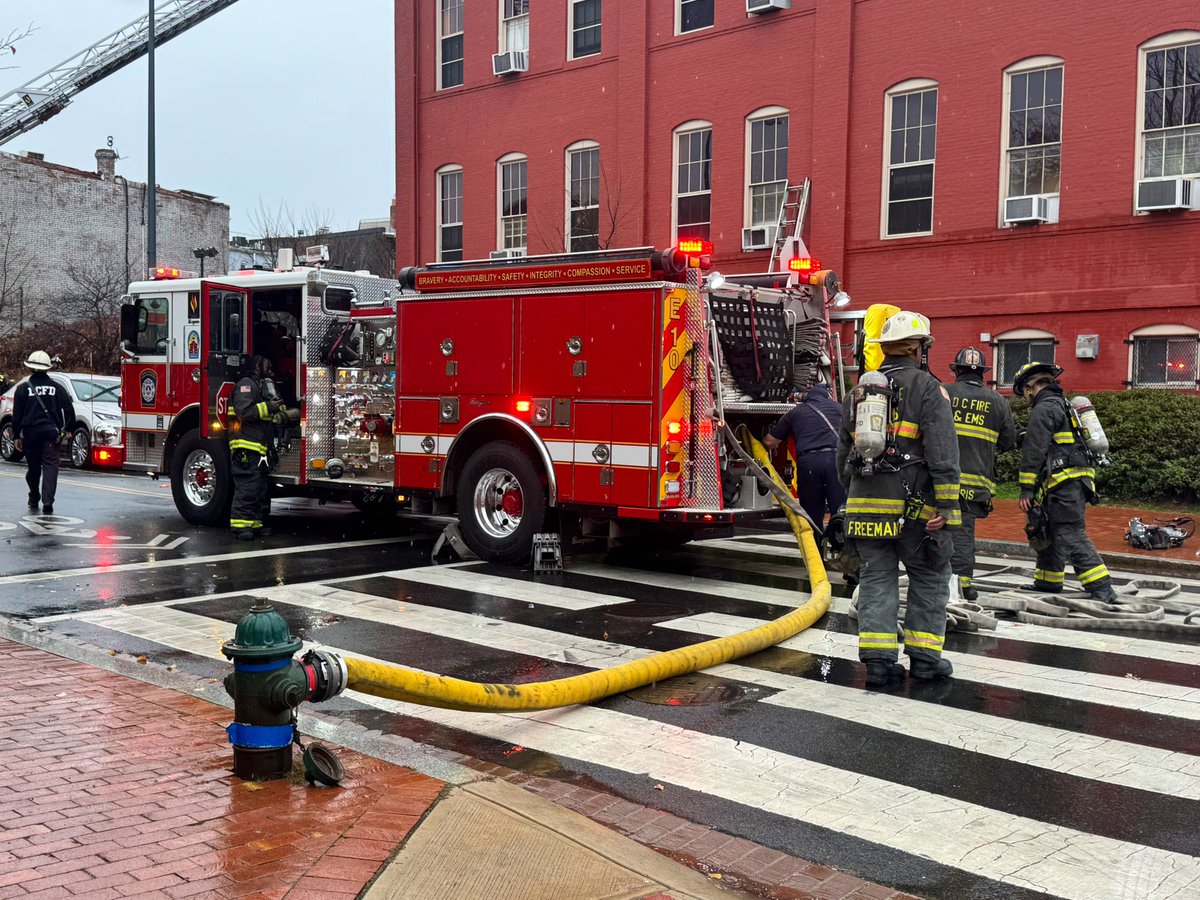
[4,461,1200,899]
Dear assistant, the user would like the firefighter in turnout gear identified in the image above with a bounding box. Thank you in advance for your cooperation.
[945,348,1016,601]
[1014,362,1117,600]
[230,356,287,541]
[836,311,961,687]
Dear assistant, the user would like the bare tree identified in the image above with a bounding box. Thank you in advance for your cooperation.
[247,198,336,257]
[37,262,127,374]
[1,24,36,72]
[0,206,33,334]
[529,162,637,254]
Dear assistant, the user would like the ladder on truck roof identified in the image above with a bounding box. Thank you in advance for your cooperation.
[767,178,811,273]
[0,0,240,146]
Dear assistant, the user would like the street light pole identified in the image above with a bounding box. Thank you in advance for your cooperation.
[146,0,156,274]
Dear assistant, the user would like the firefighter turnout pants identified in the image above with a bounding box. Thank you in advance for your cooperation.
[23,426,61,509]
[950,499,990,595]
[853,525,952,663]
[230,445,271,533]
[1033,481,1114,599]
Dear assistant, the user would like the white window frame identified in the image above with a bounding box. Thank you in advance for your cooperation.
[437,0,465,91]
[496,153,527,254]
[565,140,601,252]
[1134,30,1200,212]
[436,164,464,262]
[744,106,790,231]
[880,78,938,240]
[676,0,714,36]
[499,0,530,54]
[1128,324,1200,389]
[993,327,1056,388]
[998,56,1064,227]
[672,120,713,243]
[568,0,602,61]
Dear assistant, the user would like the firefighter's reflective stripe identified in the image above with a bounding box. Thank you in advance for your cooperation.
[902,628,944,651]
[1019,471,1038,486]
[1045,466,1096,490]
[942,507,962,527]
[256,401,270,420]
[960,472,996,492]
[894,420,921,439]
[1053,431,1075,444]
[230,518,262,529]
[1034,568,1065,584]
[1079,563,1110,585]
[230,439,268,454]
[959,575,973,589]
[846,498,905,514]
[954,422,1000,442]
[858,632,899,650]
[934,483,960,503]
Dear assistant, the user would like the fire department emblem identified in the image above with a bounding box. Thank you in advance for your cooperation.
[139,369,157,407]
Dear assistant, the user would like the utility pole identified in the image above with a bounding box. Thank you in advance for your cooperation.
[146,0,156,273]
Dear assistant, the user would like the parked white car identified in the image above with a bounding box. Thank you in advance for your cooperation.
[0,373,122,468]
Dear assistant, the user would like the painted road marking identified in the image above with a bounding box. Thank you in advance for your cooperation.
[0,469,170,499]
[64,533,189,550]
[54,601,1200,900]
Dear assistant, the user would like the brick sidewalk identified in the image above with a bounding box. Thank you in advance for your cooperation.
[0,640,444,899]
[977,498,1200,568]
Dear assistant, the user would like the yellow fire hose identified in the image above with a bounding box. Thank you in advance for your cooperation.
[340,427,831,712]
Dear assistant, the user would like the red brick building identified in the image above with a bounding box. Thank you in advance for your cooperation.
[394,2,1200,392]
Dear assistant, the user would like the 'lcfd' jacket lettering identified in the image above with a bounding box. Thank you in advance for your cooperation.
[231,376,275,455]
[945,374,1016,503]
[1018,384,1094,499]
[836,355,961,540]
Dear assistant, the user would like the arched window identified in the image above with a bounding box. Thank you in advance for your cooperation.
[673,120,713,242]
[1000,56,1064,225]
[436,164,463,262]
[993,327,1056,387]
[744,106,789,246]
[882,79,938,238]
[565,140,600,252]
[496,152,527,255]
[1128,324,1200,388]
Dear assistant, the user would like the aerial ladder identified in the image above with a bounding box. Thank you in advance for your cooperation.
[0,0,240,147]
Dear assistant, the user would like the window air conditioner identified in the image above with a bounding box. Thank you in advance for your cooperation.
[747,0,791,12]
[1003,195,1053,225]
[741,225,778,251]
[492,51,529,76]
[489,249,526,259]
[1135,177,1199,212]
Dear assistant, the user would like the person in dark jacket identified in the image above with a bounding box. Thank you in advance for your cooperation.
[945,348,1016,600]
[764,382,846,528]
[836,311,960,687]
[1013,362,1116,601]
[230,355,287,541]
[11,350,75,514]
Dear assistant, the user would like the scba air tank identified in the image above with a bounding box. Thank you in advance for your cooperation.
[1070,396,1109,456]
[854,370,891,465]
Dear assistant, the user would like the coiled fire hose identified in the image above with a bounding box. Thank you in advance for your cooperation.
[339,426,830,711]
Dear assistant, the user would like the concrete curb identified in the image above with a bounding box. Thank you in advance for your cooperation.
[977,538,1200,579]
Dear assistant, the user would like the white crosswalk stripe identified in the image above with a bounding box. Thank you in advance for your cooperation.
[37,535,1200,899]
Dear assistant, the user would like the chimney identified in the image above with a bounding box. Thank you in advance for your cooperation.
[95,148,117,179]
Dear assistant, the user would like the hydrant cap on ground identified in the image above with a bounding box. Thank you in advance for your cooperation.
[221,598,302,660]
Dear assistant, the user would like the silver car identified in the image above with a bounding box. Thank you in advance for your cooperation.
[0,373,122,468]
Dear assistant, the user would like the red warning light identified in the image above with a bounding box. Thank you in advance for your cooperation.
[666,420,683,436]
[788,257,821,273]
[677,239,713,256]
[515,399,532,413]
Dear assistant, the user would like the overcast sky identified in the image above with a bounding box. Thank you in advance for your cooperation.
[2,0,394,236]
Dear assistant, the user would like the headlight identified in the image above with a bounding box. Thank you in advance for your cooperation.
[94,412,120,423]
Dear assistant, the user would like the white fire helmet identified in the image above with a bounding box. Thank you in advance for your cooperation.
[868,311,933,345]
[23,350,52,371]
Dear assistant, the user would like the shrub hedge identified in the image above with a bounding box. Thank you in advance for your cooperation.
[993,389,1200,505]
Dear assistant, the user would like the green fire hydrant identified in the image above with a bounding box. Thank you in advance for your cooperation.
[221,597,346,780]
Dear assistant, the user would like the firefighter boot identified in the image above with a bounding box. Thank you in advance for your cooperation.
[910,656,954,680]
[865,660,905,687]
[27,491,38,512]
[235,529,256,543]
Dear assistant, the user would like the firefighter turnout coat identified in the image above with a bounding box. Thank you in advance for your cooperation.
[836,356,962,540]
[230,375,278,532]
[946,373,1016,505]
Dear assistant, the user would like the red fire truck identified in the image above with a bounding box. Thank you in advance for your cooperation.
[118,244,844,562]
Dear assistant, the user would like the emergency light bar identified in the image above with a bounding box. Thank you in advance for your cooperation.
[787,257,821,273]
[677,239,713,256]
[149,266,197,280]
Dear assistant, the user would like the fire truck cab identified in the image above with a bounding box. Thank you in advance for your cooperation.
[119,245,844,563]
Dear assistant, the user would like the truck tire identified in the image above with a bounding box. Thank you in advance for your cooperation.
[0,420,22,463]
[456,441,547,564]
[171,430,232,527]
